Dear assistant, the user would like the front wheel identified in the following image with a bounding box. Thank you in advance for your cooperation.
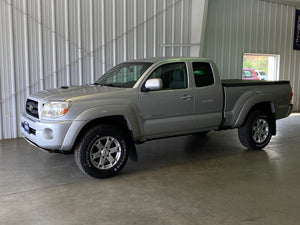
[74,125,129,178]
[238,110,273,150]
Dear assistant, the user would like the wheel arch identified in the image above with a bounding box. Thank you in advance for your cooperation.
[60,103,142,151]
[71,115,138,161]
[73,115,131,146]
[236,101,276,135]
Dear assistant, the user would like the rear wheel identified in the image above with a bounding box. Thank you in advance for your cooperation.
[238,110,272,150]
[74,125,129,178]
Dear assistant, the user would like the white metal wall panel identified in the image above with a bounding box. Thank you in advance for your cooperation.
[0,0,192,139]
[0,0,17,139]
[203,0,300,110]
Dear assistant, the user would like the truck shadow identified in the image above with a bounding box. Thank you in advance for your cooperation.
[123,130,266,175]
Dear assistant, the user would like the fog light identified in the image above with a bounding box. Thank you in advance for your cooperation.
[43,128,53,140]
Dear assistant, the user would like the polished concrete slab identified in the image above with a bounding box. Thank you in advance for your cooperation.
[1,114,300,225]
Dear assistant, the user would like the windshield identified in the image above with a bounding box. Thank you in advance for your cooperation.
[95,62,153,88]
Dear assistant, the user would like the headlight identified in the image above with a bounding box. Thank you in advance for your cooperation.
[42,101,71,119]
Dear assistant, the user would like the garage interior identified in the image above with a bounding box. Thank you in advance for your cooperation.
[1,0,300,224]
[1,115,300,224]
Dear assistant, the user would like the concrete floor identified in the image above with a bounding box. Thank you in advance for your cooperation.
[0,114,300,225]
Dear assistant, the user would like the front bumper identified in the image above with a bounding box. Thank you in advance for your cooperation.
[20,113,73,150]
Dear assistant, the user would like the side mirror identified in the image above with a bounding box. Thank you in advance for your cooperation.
[144,78,163,91]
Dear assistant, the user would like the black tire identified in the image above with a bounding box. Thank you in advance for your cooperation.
[238,110,272,150]
[74,125,129,178]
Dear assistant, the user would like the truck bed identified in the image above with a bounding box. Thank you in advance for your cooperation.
[220,79,292,128]
[221,79,290,87]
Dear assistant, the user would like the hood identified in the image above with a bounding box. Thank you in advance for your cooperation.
[29,85,127,101]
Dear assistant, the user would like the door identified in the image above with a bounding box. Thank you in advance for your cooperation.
[138,62,194,138]
[192,62,223,129]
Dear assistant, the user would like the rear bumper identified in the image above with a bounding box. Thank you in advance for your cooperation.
[286,104,293,117]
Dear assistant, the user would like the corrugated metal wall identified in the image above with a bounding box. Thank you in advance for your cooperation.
[203,0,300,111]
[0,0,192,140]
[1,0,299,140]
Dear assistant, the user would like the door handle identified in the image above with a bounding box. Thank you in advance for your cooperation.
[181,95,191,101]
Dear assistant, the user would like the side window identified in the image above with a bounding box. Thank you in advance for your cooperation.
[148,63,187,89]
[192,62,214,87]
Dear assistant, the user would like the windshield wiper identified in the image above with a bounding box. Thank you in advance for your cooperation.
[101,83,122,88]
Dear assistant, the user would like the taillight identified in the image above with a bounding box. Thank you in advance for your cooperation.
[290,92,293,104]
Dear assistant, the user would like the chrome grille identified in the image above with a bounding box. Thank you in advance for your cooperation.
[26,99,39,119]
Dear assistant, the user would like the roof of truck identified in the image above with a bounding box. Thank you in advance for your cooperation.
[124,57,213,64]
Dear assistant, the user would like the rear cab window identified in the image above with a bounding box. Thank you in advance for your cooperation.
[192,62,215,87]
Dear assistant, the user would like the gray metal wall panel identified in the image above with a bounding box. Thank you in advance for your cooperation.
[0,0,191,139]
[203,0,300,110]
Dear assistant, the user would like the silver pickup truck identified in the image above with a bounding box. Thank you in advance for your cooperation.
[20,58,293,178]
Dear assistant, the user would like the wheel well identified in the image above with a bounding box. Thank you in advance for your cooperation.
[73,115,131,149]
[247,101,276,135]
[249,101,275,115]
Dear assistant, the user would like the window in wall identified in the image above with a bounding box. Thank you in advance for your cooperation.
[242,53,280,81]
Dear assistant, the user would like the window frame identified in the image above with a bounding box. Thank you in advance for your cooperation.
[143,62,189,91]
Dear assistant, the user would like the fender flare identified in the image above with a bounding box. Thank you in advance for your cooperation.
[60,104,142,151]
